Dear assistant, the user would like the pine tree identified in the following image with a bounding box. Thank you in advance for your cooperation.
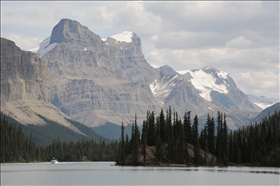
[206,114,215,154]
[183,111,191,165]
[221,113,229,166]
[166,106,174,163]
[159,108,167,143]
[193,115,200,165]
[216,111,222,164]
[147,111,156,146]
[131,114,140,165]
[119,122,125,165]
[141,121,147,166]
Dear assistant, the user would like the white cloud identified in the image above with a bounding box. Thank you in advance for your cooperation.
[226,36,255,49]
[86,2,162,36]
[3,34,43,51]
[235,71,279,98]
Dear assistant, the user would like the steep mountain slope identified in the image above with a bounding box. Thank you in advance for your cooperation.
[150,65,220,117]
[40,19,161,127]
[180,67,261,112]
[154,66,261,129]
[36,18,261,131]
[0,37,105,143]
[251,102,280,123]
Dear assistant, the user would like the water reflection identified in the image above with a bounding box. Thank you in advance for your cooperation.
[118,166,280,175]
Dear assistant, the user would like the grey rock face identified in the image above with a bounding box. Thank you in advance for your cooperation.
[38,19,261,130]
[1,38,50,102]
[41,19,160,127]
[49,19,103,48]
[0,37,91,136]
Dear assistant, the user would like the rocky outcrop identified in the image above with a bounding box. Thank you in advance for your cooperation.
[1,38,49,102]
[0,37,90,136]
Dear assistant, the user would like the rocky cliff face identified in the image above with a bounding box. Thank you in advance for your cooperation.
[38,18,261,130]
[1,38,49,102]
[41,19,161,127]
[0,37,91,136]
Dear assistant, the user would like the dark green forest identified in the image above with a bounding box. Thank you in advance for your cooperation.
[1,107,279,167]
[117,107,280,167]
[0,117,118,163]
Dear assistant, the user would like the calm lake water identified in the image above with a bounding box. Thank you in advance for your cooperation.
[1,162,279,185]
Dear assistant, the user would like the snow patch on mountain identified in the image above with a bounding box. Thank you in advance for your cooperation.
[186,69,228,101]
[109,31,133,43]
[37,37,57,57]
[150,78,171,98]
[150,74,179,98]
[217,71,228,79]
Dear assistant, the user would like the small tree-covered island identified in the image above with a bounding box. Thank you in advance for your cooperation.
[116,107,280,167]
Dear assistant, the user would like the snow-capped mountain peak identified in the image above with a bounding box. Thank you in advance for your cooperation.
[185,67,229,101]
[107,31,134,43]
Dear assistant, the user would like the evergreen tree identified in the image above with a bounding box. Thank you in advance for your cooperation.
[119,122,125,165]
[207,114,215,154]
[141,121,147,166]
[147,111,156,146]
[216,111,222,164]
[193,115,200,165]
[159,108,167,143]
[221,113,229,166]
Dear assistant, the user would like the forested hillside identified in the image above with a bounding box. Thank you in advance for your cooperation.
[116,107,280,167]
[0,113,108,146]
[0,118,118,163]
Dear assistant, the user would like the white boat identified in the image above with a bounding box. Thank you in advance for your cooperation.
[51,157,58,164]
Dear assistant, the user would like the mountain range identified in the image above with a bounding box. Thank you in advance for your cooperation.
[1,18,278,141]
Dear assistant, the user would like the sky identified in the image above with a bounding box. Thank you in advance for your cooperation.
[1,1,279,99]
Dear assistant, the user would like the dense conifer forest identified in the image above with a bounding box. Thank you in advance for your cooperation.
[117,107,280,167]
[1,107,279,167]
[0,118,118,163]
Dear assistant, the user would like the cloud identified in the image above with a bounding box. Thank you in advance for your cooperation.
[86,2,162,36]
[3,34,43,51]
[235,71,279,98]
[146,46,279,71]
[226,36,255,49]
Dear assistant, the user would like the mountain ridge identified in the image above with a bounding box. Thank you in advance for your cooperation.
[34,18,261,131]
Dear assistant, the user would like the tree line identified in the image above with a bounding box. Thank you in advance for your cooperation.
[117,107,280,167]
[0,117,118,163]
[1,107,279,167]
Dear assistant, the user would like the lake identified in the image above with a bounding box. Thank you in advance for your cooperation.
[1,162,279,185]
